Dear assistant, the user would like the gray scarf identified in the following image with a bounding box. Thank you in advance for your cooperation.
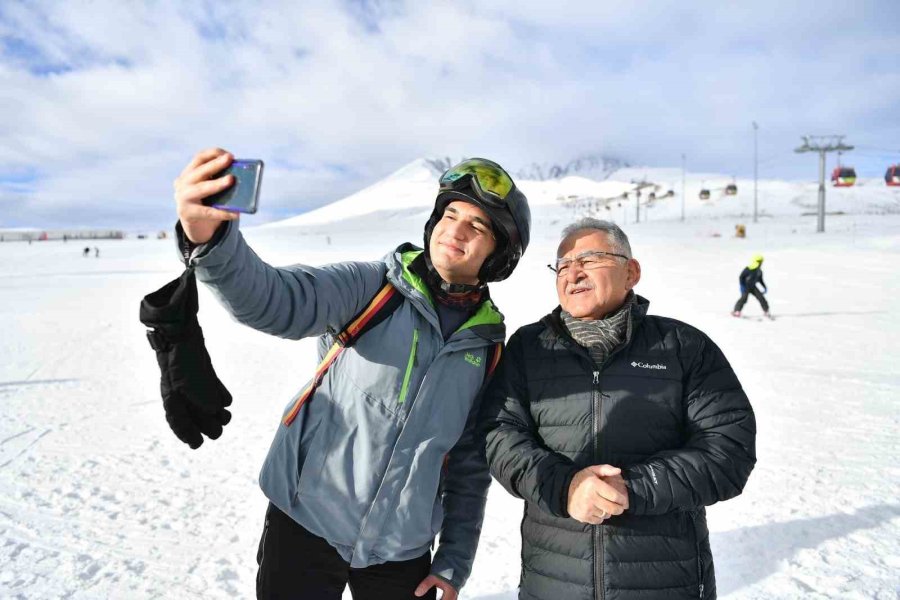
[561,292,634,366]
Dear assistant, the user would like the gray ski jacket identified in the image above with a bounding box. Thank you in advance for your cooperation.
[182,221,503,591]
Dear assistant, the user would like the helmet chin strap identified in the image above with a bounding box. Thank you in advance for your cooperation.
[436,278,483,294]
[418,254,487,306]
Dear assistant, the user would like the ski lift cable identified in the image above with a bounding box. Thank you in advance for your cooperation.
[853,145,900,153]
[850,149,900,157]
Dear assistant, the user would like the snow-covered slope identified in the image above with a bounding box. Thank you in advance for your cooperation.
[261,158,441,228]
[1,158,898,599]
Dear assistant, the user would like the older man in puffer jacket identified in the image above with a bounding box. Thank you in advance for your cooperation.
[481,218,756,600]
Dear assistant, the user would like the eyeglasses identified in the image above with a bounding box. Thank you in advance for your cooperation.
[547,250,630,276]
[439,158,515,206]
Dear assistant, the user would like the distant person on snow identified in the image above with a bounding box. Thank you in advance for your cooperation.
[172,149,531,600]
[732,253,769,318]
[83,247,90,257]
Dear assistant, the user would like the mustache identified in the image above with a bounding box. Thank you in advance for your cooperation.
[566,283,594,293]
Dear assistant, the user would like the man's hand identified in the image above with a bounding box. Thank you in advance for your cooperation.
[567,464,630,524]
[414,574,457,600]
[602,469,628,503]
[174,148,240,244]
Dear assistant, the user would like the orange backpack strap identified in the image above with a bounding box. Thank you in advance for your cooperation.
[282,281,400,426]
[484,342,503,385]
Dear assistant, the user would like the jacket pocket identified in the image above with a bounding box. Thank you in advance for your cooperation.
[397,328,420,405]
[430,491,445,538]
[295,415,333,497]
[339,331,415,418]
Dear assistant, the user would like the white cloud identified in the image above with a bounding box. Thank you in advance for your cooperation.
[1,0,898,228]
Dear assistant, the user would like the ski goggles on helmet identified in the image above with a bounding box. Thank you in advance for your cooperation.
[439,158,515,206]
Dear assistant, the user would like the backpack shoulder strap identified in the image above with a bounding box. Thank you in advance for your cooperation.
[482,342,504,387]
[283,277,403,426]
[335,279,403,347]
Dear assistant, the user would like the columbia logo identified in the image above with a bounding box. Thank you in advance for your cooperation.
[464,352,482,367]
[631,361,667,370]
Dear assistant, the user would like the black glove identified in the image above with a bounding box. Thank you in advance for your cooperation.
[140,267,232,449]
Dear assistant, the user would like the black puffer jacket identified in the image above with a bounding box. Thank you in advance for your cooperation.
[481,296,756,600]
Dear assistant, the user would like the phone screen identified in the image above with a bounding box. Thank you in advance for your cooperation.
[204,159,264,214]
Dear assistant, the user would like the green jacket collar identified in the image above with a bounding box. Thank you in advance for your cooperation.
[387,244,505,341]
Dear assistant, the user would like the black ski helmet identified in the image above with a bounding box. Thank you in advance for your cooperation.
[423,159,531,283]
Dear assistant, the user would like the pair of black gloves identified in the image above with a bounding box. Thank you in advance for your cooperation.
[140,267,232,449]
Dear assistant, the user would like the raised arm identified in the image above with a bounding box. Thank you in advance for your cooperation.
[172,148,386,340]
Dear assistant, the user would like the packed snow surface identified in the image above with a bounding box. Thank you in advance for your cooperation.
[1,165,898,599]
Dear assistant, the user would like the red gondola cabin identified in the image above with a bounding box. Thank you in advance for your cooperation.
[831,166,857,187]
[885,165,900,186]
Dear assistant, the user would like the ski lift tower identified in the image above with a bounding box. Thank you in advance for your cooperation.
[630,179,656,224]
[794,135,853,232]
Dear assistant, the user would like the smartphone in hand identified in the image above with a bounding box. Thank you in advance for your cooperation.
[204,159,264,214]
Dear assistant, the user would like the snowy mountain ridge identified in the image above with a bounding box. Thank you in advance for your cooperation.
[262,157,900,230]
[417,153,628,182]
[513,154,629,181]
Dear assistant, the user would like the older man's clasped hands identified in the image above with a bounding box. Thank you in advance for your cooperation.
[566,464,630,524]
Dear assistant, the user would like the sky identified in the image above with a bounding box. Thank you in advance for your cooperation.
[1,0,899,230]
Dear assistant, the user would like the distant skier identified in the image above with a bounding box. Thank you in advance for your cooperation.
[83,247,90,257]
[94,247,100,258]
[732,253,771,318]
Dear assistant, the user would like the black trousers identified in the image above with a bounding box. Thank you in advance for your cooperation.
[734,287,769,312]
[256,503,436,600]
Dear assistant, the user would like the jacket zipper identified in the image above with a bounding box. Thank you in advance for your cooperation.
[555,311,635,600]
[592,345,629,600]
[592,369,604,600]
[398,328,419,404]
[689,511,704,598]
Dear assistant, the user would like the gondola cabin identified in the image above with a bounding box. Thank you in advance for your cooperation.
[725,183,738,195]
[699,188,711,200]
[831,166,857,187]
[885,165,900,186]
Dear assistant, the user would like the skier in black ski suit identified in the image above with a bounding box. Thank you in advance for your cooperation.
[732,253,769,317]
